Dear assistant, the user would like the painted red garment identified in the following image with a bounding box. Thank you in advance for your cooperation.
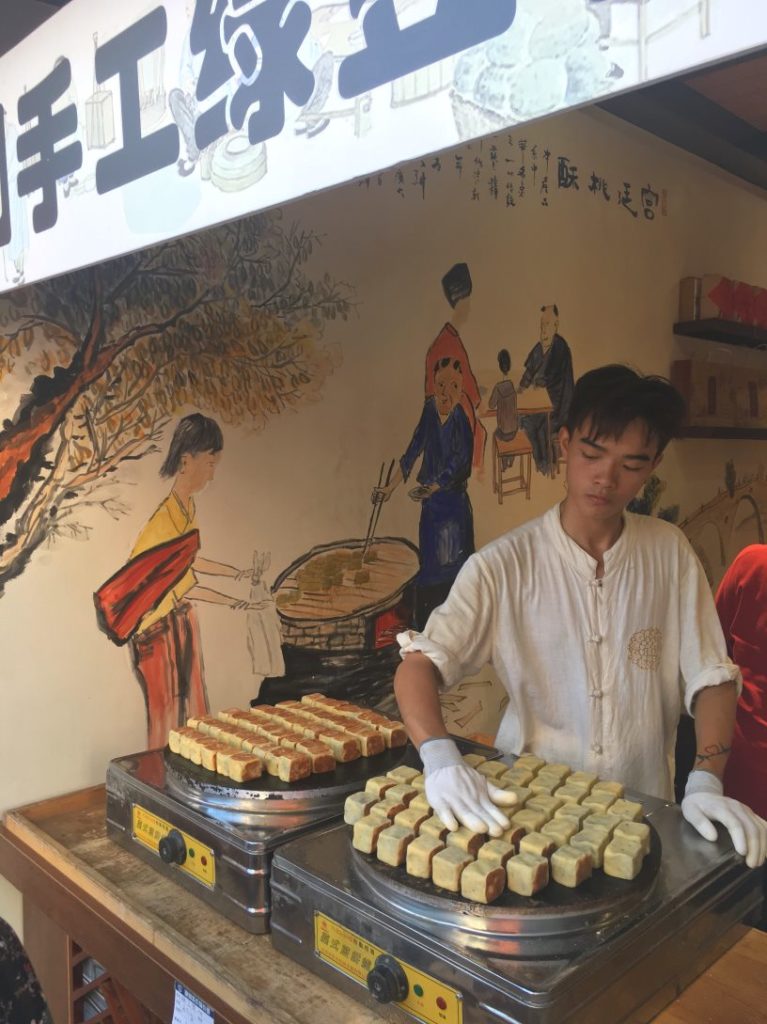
[715,544,767,818]
[129,601,209,749]
[425,323,486,468]
[94,530,200,645]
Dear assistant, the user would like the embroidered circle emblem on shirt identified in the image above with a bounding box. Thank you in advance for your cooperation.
[627,628,662,670]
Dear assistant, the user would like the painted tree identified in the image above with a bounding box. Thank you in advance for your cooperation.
[724,459,737,498]
[0,211,352,595]
[627,474,680,523]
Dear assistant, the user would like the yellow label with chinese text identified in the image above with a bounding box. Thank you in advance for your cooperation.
[132,804,215,887]
[314,913,461,1024]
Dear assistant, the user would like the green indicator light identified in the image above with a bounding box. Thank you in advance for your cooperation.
[413,984,424,998]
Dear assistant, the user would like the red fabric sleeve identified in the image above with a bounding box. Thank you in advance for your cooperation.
[94,530,200,645]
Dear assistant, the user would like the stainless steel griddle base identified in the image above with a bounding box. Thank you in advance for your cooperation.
[163,742,410,826]
[106,738,497,934]
[270,804,762,1023]
[349,821,661,958]
[107,749,344,933]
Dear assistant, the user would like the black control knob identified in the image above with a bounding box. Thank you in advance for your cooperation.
[158,829,187,865]
[367,955,408,1004]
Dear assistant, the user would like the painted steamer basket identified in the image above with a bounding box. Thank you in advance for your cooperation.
[259,537,419,706]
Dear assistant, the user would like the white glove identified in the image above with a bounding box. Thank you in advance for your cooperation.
[682,770,767,869]
[419,738,517,837]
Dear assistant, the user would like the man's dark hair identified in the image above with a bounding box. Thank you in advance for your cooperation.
[160,413,224,477]
[565,364,686,454]
[498,348,511,374]
[442,263,472,308]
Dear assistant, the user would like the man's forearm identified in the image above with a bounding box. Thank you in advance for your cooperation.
[691,680,738,782]
[393,652,450,749]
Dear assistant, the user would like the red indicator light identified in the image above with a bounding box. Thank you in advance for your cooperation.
[436,996,447,1010]
[200,855,207,866]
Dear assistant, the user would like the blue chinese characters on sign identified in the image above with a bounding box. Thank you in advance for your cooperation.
[1,0,522,247]
[0,106,9,247]
[17,59,82,232]
[95,8,180,193]
[338,0,517,99]
[191,0,314,149]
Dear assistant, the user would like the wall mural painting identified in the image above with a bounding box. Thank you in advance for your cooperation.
[261,534,420,710]
[0,209,353,741]
[518,303,575,478]
[95,414,267,748]
[680,462,767,591]
[483,303,576,509]
[623,461,767,593]
[374,263,481,630]
[441,678,496,732]
[0,211,351,596]
[627,474,680,524]
[360,129,667,222]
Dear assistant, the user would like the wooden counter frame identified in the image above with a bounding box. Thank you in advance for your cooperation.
[0,788,217,1024]
[0,785,764,1024]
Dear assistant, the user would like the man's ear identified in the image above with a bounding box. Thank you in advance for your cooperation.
[558,426,572,458]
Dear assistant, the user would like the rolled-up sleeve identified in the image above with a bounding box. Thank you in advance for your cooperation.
[397,553,497,689]
[679,548,742,714]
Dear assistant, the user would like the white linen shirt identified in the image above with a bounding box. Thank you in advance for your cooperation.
[397,505,740,800]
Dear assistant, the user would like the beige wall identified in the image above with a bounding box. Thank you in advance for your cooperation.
[2,105,766,927]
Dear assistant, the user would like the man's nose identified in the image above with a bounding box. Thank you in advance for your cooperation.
[595,463,619,489]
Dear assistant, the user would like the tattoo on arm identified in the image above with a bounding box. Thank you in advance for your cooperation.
[695,743,732,767]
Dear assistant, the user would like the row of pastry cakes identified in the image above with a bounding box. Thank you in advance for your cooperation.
[168,693,406,784]
[346,754,651,903]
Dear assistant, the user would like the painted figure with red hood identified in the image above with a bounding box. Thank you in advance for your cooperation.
[424,263,486,470]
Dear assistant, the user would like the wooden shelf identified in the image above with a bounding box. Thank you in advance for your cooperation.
[681,425,767,440]
[674,319,767,349]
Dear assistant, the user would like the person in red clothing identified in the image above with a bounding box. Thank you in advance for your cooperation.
[425,263,486,469]
[716,544,767,818]
[716,543,767,929]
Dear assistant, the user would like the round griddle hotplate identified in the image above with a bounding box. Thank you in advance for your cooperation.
[164,745,409,825]
[351,824,661,958]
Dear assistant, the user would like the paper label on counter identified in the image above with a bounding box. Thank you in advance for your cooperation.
[172,982,214,1024]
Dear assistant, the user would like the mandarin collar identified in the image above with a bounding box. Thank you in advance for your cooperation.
[543,504,634,582]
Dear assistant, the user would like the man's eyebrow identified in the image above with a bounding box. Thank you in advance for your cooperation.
[580,437,651,461]
[580,437,607,453]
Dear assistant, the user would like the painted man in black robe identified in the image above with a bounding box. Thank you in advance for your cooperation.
[519,305,574,476]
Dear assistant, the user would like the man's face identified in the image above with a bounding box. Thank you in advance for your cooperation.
[540,307,558,343]
[181,449,221,493]
[560,419,661,521]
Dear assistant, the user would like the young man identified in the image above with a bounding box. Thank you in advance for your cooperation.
[394,365,767,869]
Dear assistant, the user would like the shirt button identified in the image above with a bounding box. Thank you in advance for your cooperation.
[591,690,603,699]
[589,635,603,644]
[591,744,603,755]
